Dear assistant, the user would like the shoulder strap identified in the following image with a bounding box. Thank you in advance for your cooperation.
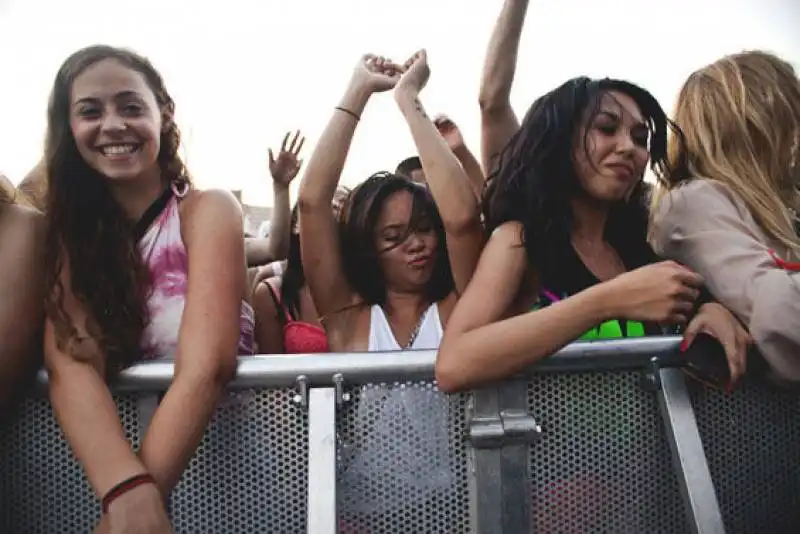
[133,187,174,241]
[264,281,290,325]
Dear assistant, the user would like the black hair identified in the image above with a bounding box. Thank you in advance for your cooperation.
[483,76,680,282]
[339,171,453,306]
[395,156,423,178]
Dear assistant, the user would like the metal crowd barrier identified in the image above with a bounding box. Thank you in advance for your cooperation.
[1,338,798,533]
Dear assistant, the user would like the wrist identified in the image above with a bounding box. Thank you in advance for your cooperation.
[341,77,372,115]
[102,473,159,514]
[394,86,419,109]
[584,281,622,322]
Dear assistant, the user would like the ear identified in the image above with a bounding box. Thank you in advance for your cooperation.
[160,103,175,132]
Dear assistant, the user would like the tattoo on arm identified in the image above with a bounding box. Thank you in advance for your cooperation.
[413,97,429,119]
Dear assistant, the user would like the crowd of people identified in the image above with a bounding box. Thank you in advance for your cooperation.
[1,0,799,531]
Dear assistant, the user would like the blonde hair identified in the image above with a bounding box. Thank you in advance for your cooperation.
[655,50,800,254]
[0,173,17,206]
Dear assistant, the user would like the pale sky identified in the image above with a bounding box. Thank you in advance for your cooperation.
[0,0,798,206]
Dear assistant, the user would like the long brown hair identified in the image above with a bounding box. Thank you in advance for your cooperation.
[654,51,800,254]
[44,45,191,378]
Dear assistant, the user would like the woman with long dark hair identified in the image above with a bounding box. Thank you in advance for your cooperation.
[0,174,44,419]
[41,45,253,532]
[438,77,750,392]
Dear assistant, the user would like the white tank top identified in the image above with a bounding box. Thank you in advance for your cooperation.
[367,303,443,351]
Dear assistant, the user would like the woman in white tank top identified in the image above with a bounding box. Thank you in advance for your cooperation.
[298,51,483,353]
[298,52,485,528]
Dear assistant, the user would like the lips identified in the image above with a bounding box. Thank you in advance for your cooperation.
[606,162,635,178]
[409,256,430,268]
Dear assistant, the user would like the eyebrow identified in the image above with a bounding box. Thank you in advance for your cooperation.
[73,90,143,107]
[597,110,647,130]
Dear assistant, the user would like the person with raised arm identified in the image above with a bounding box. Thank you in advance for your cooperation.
[437,76,750,394]
[297,51,482,353]
[244,130,303,268]
[41,45,255,534]
[0,175,44,419]
[479,0,529,175]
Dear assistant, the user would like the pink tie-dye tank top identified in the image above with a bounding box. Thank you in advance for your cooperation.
[138,184,255,359]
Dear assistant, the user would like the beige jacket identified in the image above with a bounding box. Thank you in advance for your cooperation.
[651,180,800,383]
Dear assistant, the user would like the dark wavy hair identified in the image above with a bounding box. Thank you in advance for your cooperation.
[339,172,453,306]
[483,76,680,281]
[43,45,190,379]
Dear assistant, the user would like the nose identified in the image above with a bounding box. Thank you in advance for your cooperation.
[405,231,425,252]
[100,112,127,133]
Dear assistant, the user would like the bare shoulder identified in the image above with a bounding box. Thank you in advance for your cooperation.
[180,188,243,224]
[0,204,44,248]
[489,220,525,248]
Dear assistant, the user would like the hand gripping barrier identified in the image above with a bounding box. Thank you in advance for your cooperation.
[1,337,798,533]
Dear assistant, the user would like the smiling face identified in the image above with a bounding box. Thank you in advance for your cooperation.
[374,190,439,292]
[69,58,163,182]
[573,90,651,202]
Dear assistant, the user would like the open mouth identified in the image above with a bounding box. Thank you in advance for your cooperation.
[98,143,141,157]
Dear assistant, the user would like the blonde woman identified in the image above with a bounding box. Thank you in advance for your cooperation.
[651,50,800,384]
[0,173,45,418]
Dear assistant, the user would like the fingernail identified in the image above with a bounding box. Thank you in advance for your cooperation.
[679,340,689,352]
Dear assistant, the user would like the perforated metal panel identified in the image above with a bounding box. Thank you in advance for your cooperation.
[337,381,472,533]
[169,388,308,533]
[0,395,140,533]
[689,377,800,534]
[527,372,685,533]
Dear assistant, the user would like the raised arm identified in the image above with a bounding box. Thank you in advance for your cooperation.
[479,0,529,174]
[298,55,402,317]
[0,206,44,416]
[138,189,243,495]
[434,114,486,198]
[395,51,484,294]
[652,180,800,383]
[437,222,704,392]
[244,131,304,267]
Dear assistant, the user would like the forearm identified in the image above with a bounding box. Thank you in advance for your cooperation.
[298,80,370,209]
[452,145,486,199]
[264,186,291,260]
[138,371,226,495]
[437,283,615,392]
[396,91,479,230]
[479,0,529,109]
[49,361,147,497]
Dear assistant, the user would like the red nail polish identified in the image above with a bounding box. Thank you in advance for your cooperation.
[679,340,689,352]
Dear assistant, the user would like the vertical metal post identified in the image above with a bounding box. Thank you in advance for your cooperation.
[307,387,337,534]
[657,368,726,534]
[470,387,504,534]
[498,380,534,532]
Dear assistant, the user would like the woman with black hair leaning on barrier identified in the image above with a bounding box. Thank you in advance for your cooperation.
[298,50,483,352]
[651,51,800,385]
[0,175,44,419]
[41,45,254,534]
[437,76,751,393]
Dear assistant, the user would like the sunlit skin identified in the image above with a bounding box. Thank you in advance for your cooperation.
[574,90,650,203]
[70,59,163,185]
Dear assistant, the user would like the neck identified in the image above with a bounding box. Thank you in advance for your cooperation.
[108,169,165,222]
[570,194,609,245]
[383,289,429,318]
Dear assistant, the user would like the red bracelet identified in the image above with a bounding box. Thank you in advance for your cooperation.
[101,473,157,514]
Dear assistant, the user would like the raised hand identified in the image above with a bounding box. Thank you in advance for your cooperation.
[352,54,403,94]
[396,49,430,95]
[434,114,465,150]
[268,130,305,187]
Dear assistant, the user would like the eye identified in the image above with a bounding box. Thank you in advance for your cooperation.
[121,103,143,116]
[596,121,618,136]
[631,126,650,148]
[77,107,101,119]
